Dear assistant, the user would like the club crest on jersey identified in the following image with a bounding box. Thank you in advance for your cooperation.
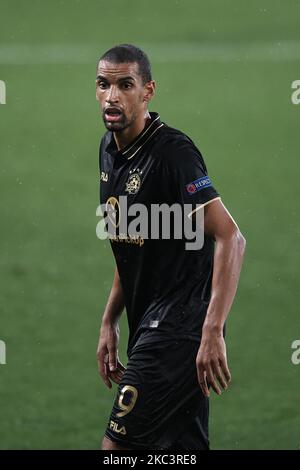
[125,169,142,194]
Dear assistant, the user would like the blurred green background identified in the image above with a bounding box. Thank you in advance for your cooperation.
[0,0,299,450]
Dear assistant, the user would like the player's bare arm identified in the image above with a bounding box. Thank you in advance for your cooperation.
[196,199,246,397]
[97,267,126,389]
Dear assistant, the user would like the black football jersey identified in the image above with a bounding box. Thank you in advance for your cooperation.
[99,112,220,354]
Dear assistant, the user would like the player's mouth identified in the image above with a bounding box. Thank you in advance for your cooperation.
[104,107,123,123]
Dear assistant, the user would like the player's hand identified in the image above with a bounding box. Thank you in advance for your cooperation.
[96,322,126,389]
[196,327,231,397]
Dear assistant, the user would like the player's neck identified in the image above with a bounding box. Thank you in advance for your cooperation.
[113,111,151,151]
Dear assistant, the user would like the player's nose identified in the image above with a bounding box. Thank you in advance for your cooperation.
[106,85,119,104]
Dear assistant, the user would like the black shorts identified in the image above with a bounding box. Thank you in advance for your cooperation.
[104,339,209,450]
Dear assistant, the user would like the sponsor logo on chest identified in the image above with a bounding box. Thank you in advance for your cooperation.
[100,171,109,182]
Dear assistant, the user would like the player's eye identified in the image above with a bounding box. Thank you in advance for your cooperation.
[122,82,133,89]
[97,81,109,89]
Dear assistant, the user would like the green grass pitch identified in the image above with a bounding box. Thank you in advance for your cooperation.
[0,0,299,449]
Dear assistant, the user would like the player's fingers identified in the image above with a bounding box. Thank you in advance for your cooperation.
[197,366,210,397]
[98,351,112,389]
[109,365,124,380]
[107,342,117,372]
[116,366,126,377]
[109,371,122,384]
[103,362,113,389]
[206,363,222,396]
[117,360,126,372]
[212,360,228,390]
[219,356,231,384]
[97,349,106,377]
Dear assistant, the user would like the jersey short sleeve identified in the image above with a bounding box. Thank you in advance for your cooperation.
[162,134,220,209]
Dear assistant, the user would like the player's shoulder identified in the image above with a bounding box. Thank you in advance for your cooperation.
[99,130,112,154]
[158,122,204,166]
[159,123,195,148]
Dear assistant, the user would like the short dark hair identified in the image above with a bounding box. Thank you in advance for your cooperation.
[98,44,152,84]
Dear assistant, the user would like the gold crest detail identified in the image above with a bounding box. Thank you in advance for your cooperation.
[125,173,141,194]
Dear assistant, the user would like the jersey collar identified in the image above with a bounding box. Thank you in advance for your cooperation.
[106,112,164,160]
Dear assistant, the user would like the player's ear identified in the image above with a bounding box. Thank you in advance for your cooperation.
[143,80,156,103]
[95,81,99,101]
